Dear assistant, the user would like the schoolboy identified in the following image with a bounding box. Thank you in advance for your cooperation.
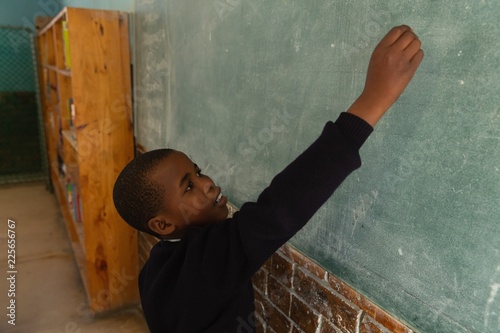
[113,25,423,332]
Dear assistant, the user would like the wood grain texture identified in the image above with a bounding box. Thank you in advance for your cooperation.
[37,7,137,313]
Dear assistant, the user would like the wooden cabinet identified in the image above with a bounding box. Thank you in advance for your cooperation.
[36,7,138,312]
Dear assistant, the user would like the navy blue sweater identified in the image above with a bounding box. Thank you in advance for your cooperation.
[139,113,373,332]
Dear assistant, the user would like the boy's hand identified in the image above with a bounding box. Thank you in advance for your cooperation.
[347,25,424,127]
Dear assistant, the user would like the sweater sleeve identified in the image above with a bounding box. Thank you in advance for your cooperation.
[139,113,373,332]
[233,112,373,272]
[194,112,373,281]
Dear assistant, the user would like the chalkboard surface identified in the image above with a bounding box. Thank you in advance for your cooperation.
[133,1,500,332]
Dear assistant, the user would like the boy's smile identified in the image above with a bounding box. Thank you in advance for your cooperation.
[148,150,229,238]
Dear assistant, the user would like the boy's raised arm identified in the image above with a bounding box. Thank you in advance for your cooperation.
[232,25,424,273]
[347,25,424,127]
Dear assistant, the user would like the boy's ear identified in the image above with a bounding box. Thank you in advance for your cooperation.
[148,215,176,236]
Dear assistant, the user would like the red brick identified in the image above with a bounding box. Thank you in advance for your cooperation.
[270,252,294,287]
[327,275,413,333]
[264,246,413,333]
[255,291,293,333]
[285,245,327,280]
[268,305,294,333]
[290,294,320,333]
[262,254,273,271]
[291,324,305,333]
[370,306,413,333]
[252,267,269,295]
[255,313,266,333]
[268,274,292,315]
[254,289,267,319]
[367,309,413,333]
[320,318,342,333]
[294,268,359,332]
[360,315,390,333]
[327,274,364,310]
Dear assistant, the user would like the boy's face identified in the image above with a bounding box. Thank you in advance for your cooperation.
[149,151,229,237]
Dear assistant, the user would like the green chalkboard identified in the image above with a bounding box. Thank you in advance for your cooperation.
[134,1,500,332]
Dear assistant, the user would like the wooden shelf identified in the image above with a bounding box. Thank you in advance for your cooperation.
[50,161,90,297]
[37,7,138,313]
[44,64,71,77]
[50,162,85,247]
[62,129,78,152]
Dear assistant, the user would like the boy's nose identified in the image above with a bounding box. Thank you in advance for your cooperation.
[200,177,216,194]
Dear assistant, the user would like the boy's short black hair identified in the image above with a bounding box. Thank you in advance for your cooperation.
[113,148,175,238]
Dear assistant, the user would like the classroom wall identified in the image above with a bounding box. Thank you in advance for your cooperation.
[0,0,43,91]
[0,0,133,31]
[133,1,500,332]
[59,0,134,12]
[0,0,48,28]
[0,2,45,182]
[0,28,35,92]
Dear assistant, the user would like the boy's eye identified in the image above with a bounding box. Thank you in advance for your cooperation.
[185,166,203,192]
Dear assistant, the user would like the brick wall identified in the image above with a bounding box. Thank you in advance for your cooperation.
[137,205,414,333]
[252,245,414,333]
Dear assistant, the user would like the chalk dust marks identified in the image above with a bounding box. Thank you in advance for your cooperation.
[351,190,378,237]
[484,265,500,329]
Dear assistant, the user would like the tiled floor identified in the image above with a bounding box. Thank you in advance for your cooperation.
[0,182,149,333]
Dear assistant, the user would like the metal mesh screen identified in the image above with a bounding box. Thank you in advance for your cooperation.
[0,27,47,185]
